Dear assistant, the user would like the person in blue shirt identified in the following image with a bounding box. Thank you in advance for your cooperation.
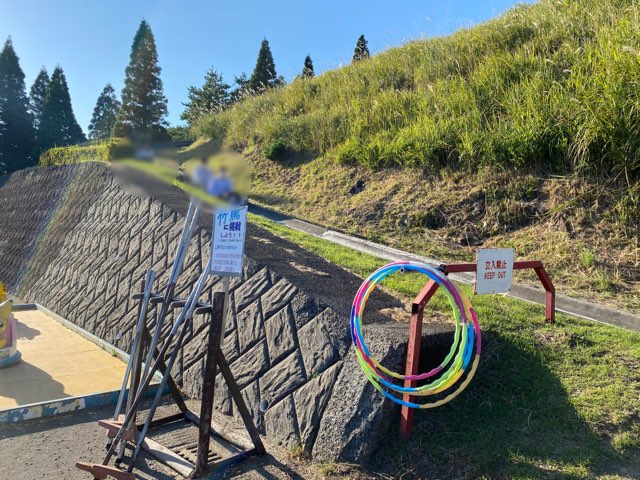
[208,166,234,200]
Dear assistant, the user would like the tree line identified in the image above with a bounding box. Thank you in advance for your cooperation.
[181,34,370,126]
[0,20,169,174]
[0,18,371,174]
[0,39,85,174]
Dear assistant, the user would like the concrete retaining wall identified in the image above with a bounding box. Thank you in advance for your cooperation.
[0,162,412,462]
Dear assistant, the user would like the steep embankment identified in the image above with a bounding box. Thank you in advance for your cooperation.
[191,0,640,312]
[243,152,640,312]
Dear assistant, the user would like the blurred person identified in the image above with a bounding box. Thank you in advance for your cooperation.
[207,165,233,200]
[192,156,212,190]
[136,142,155,161]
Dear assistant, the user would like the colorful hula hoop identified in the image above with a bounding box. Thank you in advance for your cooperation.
[350,261,481,409]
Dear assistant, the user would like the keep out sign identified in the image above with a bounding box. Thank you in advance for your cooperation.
[475,248,515,295]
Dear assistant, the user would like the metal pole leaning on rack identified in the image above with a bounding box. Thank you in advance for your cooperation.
[115,269,156,463]
[107,269,156,450]
[102,256,213,466]
[107,202,198,452]
[127,258,212,469]
[139,201,200,386]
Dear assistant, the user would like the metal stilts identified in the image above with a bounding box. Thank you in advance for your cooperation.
[77,202,263,480]
[139,202,200,386]
[106,269,155,451]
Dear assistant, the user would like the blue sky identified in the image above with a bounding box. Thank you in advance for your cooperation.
[0,0,529,131]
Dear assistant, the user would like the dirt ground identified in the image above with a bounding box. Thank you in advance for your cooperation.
[0,400,356,480]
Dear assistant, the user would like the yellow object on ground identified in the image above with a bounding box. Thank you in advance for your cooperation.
[0,310,127,409]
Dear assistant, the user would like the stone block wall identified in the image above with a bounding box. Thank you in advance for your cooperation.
[0,163,411,462]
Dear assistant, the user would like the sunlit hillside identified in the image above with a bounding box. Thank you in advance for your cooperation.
[190,0,640,311]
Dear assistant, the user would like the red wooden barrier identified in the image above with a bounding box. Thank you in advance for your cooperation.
[399,261,555,439]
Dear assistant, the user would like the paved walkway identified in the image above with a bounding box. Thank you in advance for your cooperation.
[0,310,127,409]
[0,400,322,480]
[249,203,640,332]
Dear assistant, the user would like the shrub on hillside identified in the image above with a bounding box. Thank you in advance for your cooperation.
[263,138,287,160]
[191,114,229,145]
[39,138,133,166]
[167,126,195,142]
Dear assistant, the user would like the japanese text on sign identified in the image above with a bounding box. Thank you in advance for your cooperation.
[211,206,248,277]
[475,248,515,294]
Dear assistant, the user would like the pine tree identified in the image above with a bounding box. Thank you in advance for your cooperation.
[230,73,250,103]
[113,20,168,139]
[248,38,279,93]
[352,34,370,62]
[36,66,85,153]
[181,68,230,125]
[301,55,315,78]
[29,67,49,131]
[88,83,120,140]
[0,38,35,174]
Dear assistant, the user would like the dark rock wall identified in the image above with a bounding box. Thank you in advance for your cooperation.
[0,163,409,462]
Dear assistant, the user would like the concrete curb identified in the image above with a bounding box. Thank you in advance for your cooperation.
[248,203,640,333]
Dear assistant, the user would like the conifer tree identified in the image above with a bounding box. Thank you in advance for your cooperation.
[0,38,35,174]
[230,73,250,103]
[181,68,230,125]
[113,20,168,139]
[36,66,85,153]
[352,34,370,62]
[248,38,279,93]
[29,67,49,131]
[88,83,120,140]
[301,55,315,78]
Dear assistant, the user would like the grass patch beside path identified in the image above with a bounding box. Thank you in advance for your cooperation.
[251,214,640,479]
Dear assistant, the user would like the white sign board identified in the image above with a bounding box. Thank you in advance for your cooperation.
[475,248,515,294]
[211,206,248,277]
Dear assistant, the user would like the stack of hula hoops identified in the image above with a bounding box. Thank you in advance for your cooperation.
[350,261,481,409]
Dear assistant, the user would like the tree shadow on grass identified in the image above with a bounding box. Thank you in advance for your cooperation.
[369,330,638,479]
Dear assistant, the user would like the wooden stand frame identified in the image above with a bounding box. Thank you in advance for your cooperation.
[133,290,265,479]
[399,260,555,439]
[78,289,264,480]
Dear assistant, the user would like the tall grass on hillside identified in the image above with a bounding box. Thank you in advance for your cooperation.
[194,0,640,180]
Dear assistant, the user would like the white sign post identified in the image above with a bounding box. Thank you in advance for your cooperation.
[475,248,515,295]
[211,206,248,277]
[211,205,248,344]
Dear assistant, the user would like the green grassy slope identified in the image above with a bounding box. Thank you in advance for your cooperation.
[197,0,640,180]
[188,0,640,312]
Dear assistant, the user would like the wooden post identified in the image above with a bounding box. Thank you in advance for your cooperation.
[400,279,440,439]
[534,265,556,323]
[194,292,225,476]
[217,353,265,455]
